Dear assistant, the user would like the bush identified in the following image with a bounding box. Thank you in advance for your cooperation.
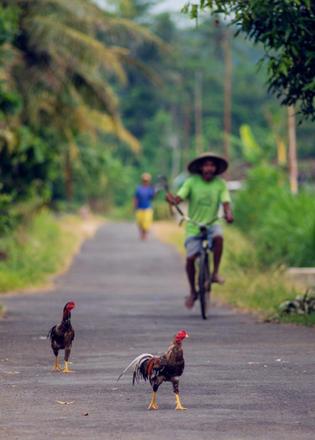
[255,191,315,266]
[234,164,288,232]
[235,164,315,267]
[0,194,17,235]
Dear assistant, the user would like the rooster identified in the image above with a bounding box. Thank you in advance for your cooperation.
[48,301,75,373]
[118,329,189,410]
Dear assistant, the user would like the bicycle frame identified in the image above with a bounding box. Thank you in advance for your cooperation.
[172,203,218,320]
[199,225,210,250]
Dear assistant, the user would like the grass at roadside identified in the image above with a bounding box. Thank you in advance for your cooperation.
[152,221,311,324]
[0,209,102,294]
[279,314,315,326]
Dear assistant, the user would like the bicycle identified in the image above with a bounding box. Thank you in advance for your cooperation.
[158,176,217,320]
[175,206,218,320]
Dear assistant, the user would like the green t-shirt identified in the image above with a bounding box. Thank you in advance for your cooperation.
[177,174,231,238]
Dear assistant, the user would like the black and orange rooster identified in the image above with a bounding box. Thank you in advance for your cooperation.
[118,329,189,410]
[48,301,75,373]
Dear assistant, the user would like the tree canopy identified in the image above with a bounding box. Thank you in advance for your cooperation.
[0,0,162,203]
[182,0,315,121]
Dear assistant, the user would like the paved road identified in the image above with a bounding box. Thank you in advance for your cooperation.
[0,223,314,440]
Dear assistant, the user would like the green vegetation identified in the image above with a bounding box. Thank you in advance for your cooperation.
[220,227,299,317]
[0,210,100,293]
[1,0,313,219]
[183,0,315,121]
[235,165,315,267]
[153,221,306,323]
[0,0,162,228]
[114,4,314,186]
[279,314,315,327]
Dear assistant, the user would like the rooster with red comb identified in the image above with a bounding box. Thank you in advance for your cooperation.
[48,301,75,373]
[118,330,189,410]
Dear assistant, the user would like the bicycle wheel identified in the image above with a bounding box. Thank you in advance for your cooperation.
[198,251,211,320]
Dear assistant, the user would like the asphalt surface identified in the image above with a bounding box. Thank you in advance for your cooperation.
[0,222,314,440]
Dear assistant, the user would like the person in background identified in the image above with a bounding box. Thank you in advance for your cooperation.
[134,172,155,240]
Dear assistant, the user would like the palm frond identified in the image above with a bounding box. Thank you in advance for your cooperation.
[25,16,128,83]
[6,0,163,157]
[79,107,140,153]
[0,128,18,152]
[102,16,170,54]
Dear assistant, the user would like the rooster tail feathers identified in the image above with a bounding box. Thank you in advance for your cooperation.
[117,353,153,383]
[132,355,153,385]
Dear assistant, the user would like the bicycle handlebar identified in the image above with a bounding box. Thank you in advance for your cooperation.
[171,200,219,228]
[157,175,219,228]
[173,204,219,229]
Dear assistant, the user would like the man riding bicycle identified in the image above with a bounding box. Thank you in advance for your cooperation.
[166,153,233,309]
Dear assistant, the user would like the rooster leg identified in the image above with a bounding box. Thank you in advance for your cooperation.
[148,380,162,410]
[53,355,62,372]
[63,361,73,373]
[148,391,159,410]
[63,348,73,373]
[172,378,186,410]
[175,393,186,410]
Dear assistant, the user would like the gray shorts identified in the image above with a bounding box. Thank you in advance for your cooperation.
[184,224,223,258]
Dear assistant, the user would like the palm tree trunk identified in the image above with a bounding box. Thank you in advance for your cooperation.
[288,105,298,194]
[194,71,203,154]
[223,29,232,162]
[170,105,180,179]
[64,150,73,201]
[183,98,191,166]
